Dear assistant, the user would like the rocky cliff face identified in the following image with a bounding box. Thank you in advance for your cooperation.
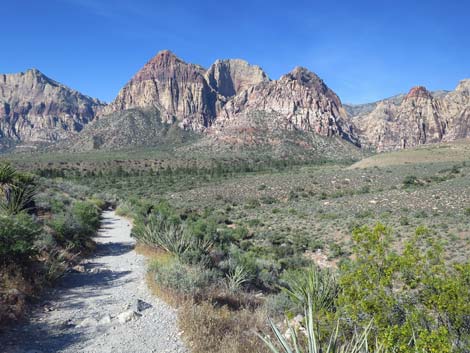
[106,50,218,130]
[211,67,357,144]
[354,81,469,151]
[205,59,269,99]
[0,69,104,145]
[106,51,270,130]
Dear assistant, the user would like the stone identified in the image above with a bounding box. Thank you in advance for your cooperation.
[99,314,112,325]
[76,317,99,328]
[117,310,142,324]
[127,299,152,312]
[72,265,86,273]
[212,67,358,144]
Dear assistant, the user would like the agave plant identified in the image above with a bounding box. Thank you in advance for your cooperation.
[259,295,382,353]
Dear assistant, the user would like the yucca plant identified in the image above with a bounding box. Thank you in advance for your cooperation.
[226,264,249,291]
[259,295,383,353]
[133,212,211,258]
[0,163,37,215]
[0,163,16,187]
[1,183,38,215]
[281,266,339,314]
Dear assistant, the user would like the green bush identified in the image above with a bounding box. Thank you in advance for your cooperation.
[0,212,41,264]
[72,200,101,231]
[338,223,469,352]
[151,257,220,297]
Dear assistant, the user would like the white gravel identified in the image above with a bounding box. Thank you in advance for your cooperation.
[1,211,187,353]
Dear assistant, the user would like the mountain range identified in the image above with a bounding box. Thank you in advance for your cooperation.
[1,50,468,156]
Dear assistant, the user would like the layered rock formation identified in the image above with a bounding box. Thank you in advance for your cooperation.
[0,69,104,145]
[106,51,270,130]
[106,50,217,130]
[354,81,469,151]
[211,67,357,144]
[1,50,467,155]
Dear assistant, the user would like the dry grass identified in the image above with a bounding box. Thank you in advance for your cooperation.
[135,244,185,307]
[350,139,470,169]
[179,300,270,353]
[136,243,272,353]
[0,266,35,327]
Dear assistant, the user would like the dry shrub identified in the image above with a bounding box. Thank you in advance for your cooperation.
[137,242,272,353]
[0,266,35,327]
[179,300,271,353]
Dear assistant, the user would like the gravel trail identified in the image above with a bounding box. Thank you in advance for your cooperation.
[1,211,187,353]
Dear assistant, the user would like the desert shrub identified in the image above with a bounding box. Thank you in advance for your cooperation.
[88,197,106,210]
[47,213,94,250]
[263,292,293,317]
[245,198,261,209]
[179,300,269,353]
[115,200,136,218]
[0,212,41,264]
[402,175,424,188]
[151,256,220,298]
[133,212,212,263]
[72,200,101,231]
[338,223,470,352]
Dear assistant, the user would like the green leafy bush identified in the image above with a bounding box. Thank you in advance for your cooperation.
[72,200,101,231]
[151,256,219,298]
[338,223,469,352]
[0,212,41,264]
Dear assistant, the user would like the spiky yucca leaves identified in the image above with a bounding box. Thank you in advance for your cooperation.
[226,264,249,292]
[0,163,16,186]
[132,212,212,258]
[281,266,339,314]
[259,295,382,353]
[0,163,37,215]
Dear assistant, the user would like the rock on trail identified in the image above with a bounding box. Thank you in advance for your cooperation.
[0,211,187,353]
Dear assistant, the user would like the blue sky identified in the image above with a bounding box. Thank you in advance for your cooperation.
[1,0,468,103]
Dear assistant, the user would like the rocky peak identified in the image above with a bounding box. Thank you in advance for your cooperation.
[281,67,341,105]
[130,50,205,84]
[455,79,470,94]
[205,59,269,98]
[355,79,470,151]
[107,51,216,130]
[212,65,357,145]
[406,86,432,99]
[0,69,104,146]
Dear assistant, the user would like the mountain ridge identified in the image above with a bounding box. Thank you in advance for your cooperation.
[1,51,468,154]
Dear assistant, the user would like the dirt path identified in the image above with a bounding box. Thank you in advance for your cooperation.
[1,211,187,353]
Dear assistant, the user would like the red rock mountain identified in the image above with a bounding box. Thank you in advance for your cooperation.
[211,67,357,144]
[103,51,357,148]
[1,50,468,153]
